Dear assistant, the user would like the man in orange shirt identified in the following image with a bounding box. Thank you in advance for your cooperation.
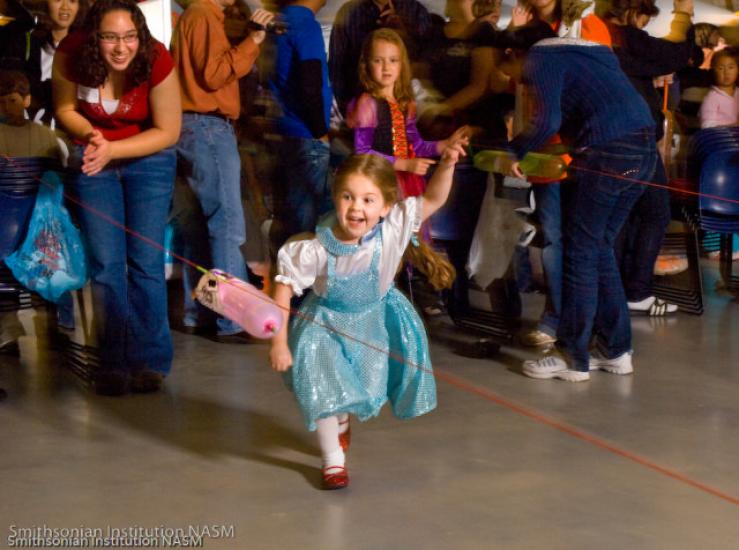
[171,0,273,342]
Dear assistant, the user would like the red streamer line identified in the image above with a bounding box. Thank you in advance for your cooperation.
[4,153,739,506]
[568,165,739,206]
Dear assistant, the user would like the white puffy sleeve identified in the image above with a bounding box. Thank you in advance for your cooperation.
[275,236,323,296]
[378,196,423,292]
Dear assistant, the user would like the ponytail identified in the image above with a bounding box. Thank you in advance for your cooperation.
[402,238,456,291]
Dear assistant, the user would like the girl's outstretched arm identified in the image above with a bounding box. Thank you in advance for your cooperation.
[269,282,294,372]
[420,143,466,222]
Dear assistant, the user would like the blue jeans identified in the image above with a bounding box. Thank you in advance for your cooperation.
[615,160,671,302]
[277,136,332,237]
[558,129,657,371]
[532,181,562,336]
[177,113,246,335]
[68,147,176,374]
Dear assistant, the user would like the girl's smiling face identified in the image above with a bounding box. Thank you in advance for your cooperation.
[98,10,140,74]
[333,174,392,243]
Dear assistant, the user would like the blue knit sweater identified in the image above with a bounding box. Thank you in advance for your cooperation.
[510,38,654,159]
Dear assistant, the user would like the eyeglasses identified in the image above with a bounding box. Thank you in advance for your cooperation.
[98,31,138,44]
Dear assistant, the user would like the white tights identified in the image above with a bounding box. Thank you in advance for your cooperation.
[315,414,349,470]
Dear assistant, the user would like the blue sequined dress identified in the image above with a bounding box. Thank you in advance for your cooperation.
[276,199,437,431]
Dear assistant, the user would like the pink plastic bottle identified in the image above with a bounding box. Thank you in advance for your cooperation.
[211,270,283,339]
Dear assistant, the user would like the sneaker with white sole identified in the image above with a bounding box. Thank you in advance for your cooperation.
[589,349,633,375]
[628,296,678,316]
[520,329,557,347]
[522,353,590,382]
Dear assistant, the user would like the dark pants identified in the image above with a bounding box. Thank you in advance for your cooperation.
[558,129,657,371]
[277,136,332,239]
[615,160,671,302]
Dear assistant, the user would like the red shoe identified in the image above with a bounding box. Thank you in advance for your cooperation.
[338,419,351,451]
[322,465,349,490]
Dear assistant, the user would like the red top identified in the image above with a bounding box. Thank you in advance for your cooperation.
[58,32,174,142]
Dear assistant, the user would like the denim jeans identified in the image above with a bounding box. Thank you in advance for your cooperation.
[532,181,562,336]
[68,147,176,374]
[558,129,657,371]
[177,113,246,335]
[615,160,671,302]
[277,136,332,238]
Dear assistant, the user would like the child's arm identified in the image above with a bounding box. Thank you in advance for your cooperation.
[269,282,294,372]
[354,117,437,175]
[434,125,472,156]
[420,143,466,222]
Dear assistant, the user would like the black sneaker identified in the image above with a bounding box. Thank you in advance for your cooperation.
[130,370,164,393]
[0,340,20,356]
[93,370,130,396]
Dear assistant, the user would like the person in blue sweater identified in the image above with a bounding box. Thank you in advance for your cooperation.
[509,23,657,382]
[270,0,333,247]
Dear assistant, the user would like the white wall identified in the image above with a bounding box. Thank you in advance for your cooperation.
[139,0,173,47]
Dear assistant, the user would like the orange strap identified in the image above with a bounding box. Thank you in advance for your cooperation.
[662,82,669,112]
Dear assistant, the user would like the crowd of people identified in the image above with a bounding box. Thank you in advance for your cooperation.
[0,0,737,488]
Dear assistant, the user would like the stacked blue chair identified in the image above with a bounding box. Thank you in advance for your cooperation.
[691,126,739,294]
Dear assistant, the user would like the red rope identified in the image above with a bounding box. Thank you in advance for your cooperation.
[4,152,739,507]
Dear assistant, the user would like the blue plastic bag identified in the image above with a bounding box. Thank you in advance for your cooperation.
[4,171,87,303]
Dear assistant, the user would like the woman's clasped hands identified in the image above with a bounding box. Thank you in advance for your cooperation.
[82,129,114,175]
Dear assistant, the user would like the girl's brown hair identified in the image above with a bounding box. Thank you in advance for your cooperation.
[603,0,659,25]
[333,155,456,291]
[358,29,414,112]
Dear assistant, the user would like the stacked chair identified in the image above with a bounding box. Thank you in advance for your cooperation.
[0,156,98,382]
[0,157,52,313]
[691,126,739,295]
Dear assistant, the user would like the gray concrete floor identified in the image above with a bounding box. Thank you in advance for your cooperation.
[1,265,738,550]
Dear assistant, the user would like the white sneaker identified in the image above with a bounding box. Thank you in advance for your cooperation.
[522,353,590,382]
[628,296,678,316]
[589,349,633,375]
[520,329,557,347]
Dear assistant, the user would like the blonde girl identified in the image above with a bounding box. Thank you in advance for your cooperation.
[348,28,469,199]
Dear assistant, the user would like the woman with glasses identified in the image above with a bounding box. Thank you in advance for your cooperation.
[52,0,181,396]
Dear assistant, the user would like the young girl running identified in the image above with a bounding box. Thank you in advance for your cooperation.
[269,146,465,490]
[347,28,469,199]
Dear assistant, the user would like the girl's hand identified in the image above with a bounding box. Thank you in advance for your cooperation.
[82,130,114,176]
[510,5,532,27]
[439,141,467,166]
[437,126,472,156]
[396,157,437,175]
[270,342,293,372]
[449,125,472,146]
[511,161,525,179]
